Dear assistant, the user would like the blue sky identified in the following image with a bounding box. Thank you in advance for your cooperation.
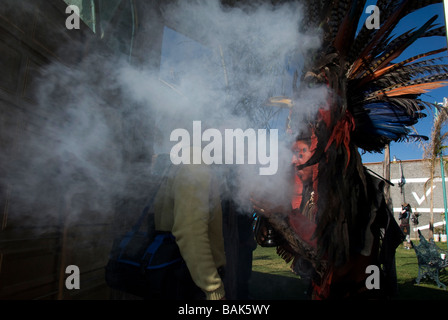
[159,2,448,164]
[361,2,448,163]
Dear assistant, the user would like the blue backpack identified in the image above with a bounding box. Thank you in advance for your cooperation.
[105,157,183,298]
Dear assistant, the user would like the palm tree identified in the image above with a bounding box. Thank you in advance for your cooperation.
[423,98,448,239]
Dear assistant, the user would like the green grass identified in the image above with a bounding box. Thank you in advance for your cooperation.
[248,243,448,300]
[249,246,309,300]
[393,242,448,300]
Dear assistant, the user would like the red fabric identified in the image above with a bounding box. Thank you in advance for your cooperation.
[311,271,333,300]
[318,108,332,128]
[324,110,355,169]
[288,212,317,248]
[291,174,303,210]
[290,129,319,248]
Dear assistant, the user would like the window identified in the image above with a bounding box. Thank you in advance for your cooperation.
[98,0,136,60]
[63,0,136,60]
[159,25,293,136]
[159,26,225,95]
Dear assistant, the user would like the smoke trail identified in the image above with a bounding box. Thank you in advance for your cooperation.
[0,0,328,228]
[150,0,327,209]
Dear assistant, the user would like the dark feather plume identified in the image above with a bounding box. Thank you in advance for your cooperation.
[273,0,447,276]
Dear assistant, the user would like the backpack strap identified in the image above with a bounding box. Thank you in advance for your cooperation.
[142,232,182,269]
[130,161,174,234]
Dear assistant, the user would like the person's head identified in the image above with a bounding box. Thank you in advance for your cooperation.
[292,136,314,181]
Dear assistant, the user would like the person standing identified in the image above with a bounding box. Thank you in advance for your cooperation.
[399,203,412,249]
[153,147,226,300]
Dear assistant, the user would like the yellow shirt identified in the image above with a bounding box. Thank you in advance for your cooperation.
[153,163,226,300]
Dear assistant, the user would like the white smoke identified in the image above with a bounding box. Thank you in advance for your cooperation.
[1,0,328,225]
[146,0,325,209]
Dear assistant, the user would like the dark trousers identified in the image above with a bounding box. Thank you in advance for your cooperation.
[144,262,205,300]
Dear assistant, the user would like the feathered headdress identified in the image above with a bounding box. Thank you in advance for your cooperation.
[278,0,448,273]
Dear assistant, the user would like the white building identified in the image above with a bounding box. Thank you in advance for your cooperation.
[364,158,448,240]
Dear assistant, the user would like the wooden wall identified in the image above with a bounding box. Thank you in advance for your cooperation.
[0,0,164,299]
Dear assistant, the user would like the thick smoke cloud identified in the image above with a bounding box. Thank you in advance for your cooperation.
[1,0,328,226]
